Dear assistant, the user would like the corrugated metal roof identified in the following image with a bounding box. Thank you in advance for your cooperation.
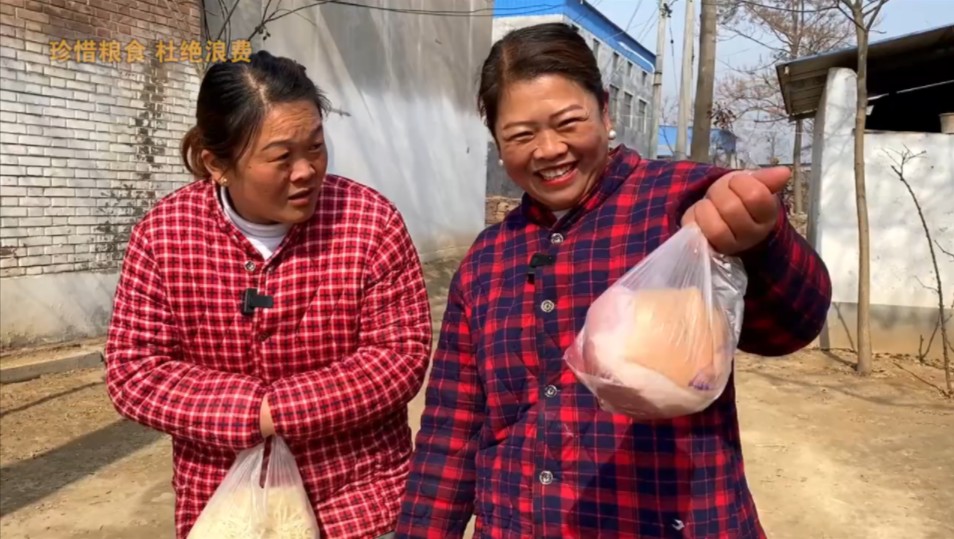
[775,24,954,120]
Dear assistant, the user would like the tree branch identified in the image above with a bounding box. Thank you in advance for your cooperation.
[249,0,332,41]
[720,0,839,13]
[726,26,788,54]
[887,146,952,396]
[214,0,243,43]
[836,0,868,33]
[937,241,954,260]
[864,1,889,31]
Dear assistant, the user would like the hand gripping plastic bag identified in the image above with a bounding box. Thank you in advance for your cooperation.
[564,223,748,420]
[187,436,320,539]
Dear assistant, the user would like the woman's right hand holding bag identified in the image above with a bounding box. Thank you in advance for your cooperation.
[564,168,794,419]
[187,436,320,539]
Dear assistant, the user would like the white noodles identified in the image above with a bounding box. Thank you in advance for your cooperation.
[187,485,318,539]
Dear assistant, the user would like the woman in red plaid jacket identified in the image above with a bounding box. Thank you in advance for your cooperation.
[104,51,430,539]
[397,23,832,538]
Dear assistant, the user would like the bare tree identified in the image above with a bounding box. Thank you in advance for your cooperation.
[720,0,855,212]
[206,0,333,49]
[717,64,787,124]
[838,0,890,376]
[887,148,953,397]
[660,94,680,125]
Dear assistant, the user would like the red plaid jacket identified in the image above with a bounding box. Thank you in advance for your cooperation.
[105,176,432,538]
[397,146,832,538]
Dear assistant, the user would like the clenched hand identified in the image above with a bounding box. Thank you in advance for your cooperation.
[681,166,790,255]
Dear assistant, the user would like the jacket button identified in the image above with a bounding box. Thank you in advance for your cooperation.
[539,470,554,485]
[550,233,564,244]
[540,299,555,313]
[244,260,257,272]
[544,385,558,398]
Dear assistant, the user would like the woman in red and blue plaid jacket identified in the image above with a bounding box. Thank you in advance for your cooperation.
[104,51,430,539]
[397,23,832,539]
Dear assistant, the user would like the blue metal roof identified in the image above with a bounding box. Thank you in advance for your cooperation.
[657,125,738,158]
[493,0,656,73]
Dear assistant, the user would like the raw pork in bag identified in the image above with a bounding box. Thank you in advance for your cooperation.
[564,223,748,420]
[187,436,319,539]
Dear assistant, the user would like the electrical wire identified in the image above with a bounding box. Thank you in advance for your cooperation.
[600,0,644,43]
[269,0,858,20]
[716,0,882,15]
[593,0,648,76]
[320,0,562,17]
[637,0,677,43]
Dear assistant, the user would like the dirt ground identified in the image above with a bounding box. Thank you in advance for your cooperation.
[2,259,953,538]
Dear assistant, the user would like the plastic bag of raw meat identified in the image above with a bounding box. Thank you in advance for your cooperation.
[564,223,748,420]
[187,436,319,539]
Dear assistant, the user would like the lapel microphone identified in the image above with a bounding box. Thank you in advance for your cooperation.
[527,252,555,282]
[241,288,274,316]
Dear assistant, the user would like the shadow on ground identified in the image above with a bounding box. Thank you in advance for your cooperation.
[0,419,162,517]
[0,382,101,418]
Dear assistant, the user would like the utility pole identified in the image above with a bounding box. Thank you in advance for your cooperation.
[690,0,717,162]
[791,0,805,214]
[675,0,695,160]
[649,1,671,159]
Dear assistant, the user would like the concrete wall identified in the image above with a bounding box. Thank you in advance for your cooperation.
[0,0,203,350]
[811,67,954,360]
[485,149,523,200]
[257,0,491,262]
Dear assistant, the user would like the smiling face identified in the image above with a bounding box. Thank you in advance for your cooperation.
[203,99,327,225]
[494,74,612,212]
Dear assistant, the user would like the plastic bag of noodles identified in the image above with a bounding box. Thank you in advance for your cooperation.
[187,436,319,539]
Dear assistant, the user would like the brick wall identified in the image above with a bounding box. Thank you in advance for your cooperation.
[0,0,204,278]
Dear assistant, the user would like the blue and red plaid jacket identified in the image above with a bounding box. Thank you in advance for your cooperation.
[396,146,832,538]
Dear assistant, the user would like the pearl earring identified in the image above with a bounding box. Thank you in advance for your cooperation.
[498,158,504,166]
[218,177,229,187]
[608,129,617,141]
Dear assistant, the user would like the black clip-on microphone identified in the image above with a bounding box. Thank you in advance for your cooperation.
[241,288,274,316]
[526,252,555,282]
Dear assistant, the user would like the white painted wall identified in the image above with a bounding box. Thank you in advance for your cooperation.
[811,67,954,310]
[492,14,565,41]
[0,272,119,348]
[264,1,492,262]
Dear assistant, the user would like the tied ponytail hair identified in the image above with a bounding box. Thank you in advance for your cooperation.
[180,125,210,180]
